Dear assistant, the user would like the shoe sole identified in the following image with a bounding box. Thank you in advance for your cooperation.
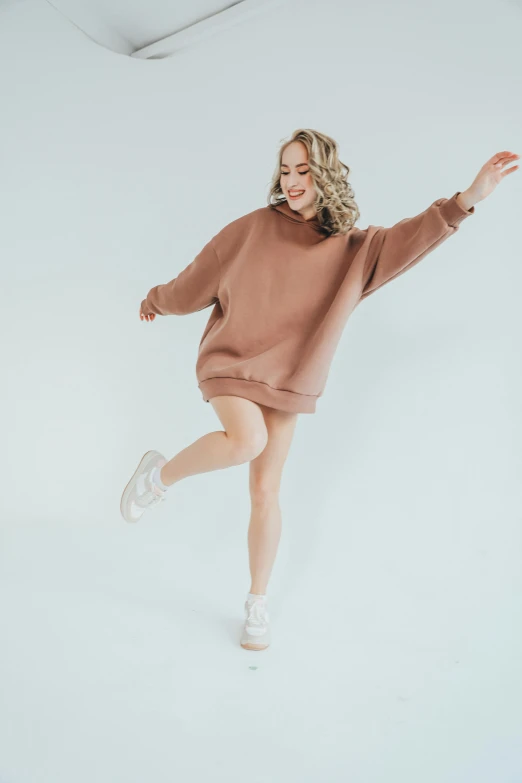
[120,449,164,523]
[240,641,270,651]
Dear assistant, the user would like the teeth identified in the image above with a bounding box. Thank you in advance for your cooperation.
[289,191,304,196]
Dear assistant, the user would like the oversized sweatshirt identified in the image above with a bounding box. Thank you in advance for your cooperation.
[141,192,475,413]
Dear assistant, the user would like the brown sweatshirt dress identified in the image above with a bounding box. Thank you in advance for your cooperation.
[141,193,475,413]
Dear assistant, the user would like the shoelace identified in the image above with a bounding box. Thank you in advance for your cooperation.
[246,599,268,627]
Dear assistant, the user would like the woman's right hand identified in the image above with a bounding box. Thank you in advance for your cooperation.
[139,305,156,322]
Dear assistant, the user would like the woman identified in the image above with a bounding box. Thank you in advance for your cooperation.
[121,128,518,651]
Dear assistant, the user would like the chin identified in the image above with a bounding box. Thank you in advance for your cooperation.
[286,197,308,209]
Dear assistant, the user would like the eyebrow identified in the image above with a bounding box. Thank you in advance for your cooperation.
[280,163,308,168]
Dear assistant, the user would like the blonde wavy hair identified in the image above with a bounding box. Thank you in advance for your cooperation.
[267,128,360,237]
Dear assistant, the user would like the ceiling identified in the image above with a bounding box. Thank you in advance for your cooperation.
[2,0,520,59]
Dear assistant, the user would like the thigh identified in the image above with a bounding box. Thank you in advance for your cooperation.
[210,395,268,443]
[249,404,299,493]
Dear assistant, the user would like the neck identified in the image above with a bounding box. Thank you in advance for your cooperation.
[297,206,317,221]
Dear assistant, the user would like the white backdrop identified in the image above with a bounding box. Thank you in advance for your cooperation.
[1,0,521,781]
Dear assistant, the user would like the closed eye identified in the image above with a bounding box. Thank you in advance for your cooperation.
[281,171,309,175]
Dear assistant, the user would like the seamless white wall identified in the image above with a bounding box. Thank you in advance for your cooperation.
[1,1,521,782]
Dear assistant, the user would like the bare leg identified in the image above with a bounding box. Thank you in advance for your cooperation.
[247,404,299,596]
[160,395,268,486]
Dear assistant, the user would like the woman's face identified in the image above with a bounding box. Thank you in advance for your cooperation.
[279,141,317,220]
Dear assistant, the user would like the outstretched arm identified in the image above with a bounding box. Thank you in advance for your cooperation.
[140,239,221,317]
[359,191,474,301]
[359,150,518,301]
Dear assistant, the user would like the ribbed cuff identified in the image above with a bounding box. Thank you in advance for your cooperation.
[439,191,475,227]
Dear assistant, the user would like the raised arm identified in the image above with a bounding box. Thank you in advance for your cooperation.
[359,150,520,302]
[359,192,474,301]
[141,239,221,316]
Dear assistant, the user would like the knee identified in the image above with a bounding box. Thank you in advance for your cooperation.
[228,428,268,464]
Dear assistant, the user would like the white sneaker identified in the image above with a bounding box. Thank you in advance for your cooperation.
[120,450,168,523]
[240,595,271,651]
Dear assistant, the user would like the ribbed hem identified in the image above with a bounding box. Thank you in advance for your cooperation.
[198,377,318,413]
[440,191,475,226]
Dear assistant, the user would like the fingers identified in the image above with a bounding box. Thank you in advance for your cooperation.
[502,165,519,177]
[493,152,520,176]
[491,151,519,164]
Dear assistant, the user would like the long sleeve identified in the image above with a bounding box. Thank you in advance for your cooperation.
[141,238,221,316]
[359,192,475,301]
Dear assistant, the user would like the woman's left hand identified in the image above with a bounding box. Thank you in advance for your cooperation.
[466,150,519,205]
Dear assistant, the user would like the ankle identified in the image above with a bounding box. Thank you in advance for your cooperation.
[248,589,267,598]
[158,465,176,488]
[150,465,172,491]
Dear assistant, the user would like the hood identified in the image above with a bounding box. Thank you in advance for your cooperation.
[269,199,324,234]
